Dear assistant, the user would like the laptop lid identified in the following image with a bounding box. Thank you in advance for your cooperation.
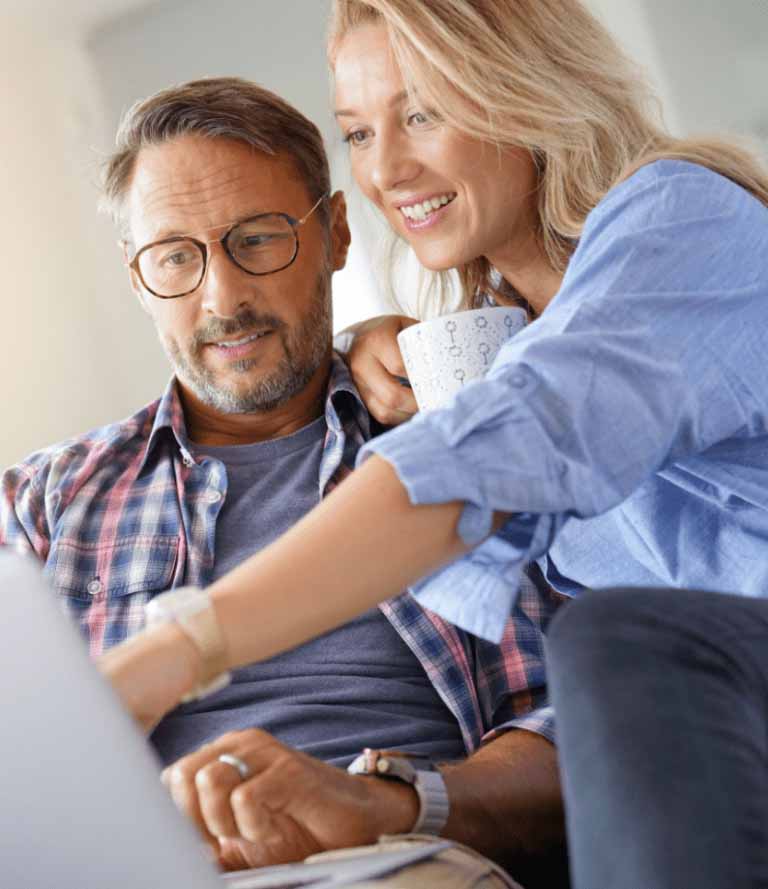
[0,548,221,889]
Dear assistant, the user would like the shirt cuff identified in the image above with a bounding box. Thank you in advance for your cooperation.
[406,533,532,642]
[482,706,556,746]
[357,407,497,545]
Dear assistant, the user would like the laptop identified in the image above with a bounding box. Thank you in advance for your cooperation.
[0,549,449,889]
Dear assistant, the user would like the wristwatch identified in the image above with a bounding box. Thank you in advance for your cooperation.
[145,587,231,702]
[347,748,450,835]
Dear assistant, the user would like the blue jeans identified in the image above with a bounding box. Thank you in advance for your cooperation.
[546,588,768,889]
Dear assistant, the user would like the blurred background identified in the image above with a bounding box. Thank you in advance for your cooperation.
[1,0,766,466]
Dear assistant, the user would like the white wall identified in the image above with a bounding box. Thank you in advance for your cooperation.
[0,15,159,467]
[644,0,768,154]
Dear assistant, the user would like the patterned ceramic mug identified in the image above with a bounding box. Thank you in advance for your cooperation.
[397,307,527,411]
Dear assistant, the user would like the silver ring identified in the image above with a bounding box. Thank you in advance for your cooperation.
[217,753,251,781]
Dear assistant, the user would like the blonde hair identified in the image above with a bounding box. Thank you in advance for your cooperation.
[328,0,768,312]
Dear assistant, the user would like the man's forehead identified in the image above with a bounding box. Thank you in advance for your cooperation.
[126,135,308,241]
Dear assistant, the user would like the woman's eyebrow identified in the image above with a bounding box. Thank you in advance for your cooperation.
[335,89,409,118]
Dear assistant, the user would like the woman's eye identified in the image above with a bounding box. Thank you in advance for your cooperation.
[343,129,370,146]
[408,111,429,126]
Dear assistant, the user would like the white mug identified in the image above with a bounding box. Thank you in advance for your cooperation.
[397,306,527,411]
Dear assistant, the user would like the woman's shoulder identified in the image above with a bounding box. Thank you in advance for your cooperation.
[589,158,766,233]
[573,160,768,259]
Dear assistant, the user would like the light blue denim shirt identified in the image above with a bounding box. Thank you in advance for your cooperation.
[359,160,768,642]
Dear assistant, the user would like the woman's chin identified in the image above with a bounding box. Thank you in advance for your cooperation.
[409,245,466,272]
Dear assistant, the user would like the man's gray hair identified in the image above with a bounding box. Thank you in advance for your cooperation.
[101,76,331,238]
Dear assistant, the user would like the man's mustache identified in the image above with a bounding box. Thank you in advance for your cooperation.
[192,309,285,348]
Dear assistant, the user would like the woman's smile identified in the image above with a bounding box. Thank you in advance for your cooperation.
[333,23,543,280]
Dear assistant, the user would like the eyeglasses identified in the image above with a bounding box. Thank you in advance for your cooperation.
[125,193,326,299]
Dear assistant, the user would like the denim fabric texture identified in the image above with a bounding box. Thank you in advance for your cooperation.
[547,588,768,889]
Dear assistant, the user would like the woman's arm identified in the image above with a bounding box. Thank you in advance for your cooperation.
[101,455,494,729]
[102,162,767,728]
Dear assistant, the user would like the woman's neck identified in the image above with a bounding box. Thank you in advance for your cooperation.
[487,233,564,317]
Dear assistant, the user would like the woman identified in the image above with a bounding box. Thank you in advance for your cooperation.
[103,2,768,886]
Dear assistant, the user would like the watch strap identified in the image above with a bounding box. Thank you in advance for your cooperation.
[412,769,450,835]
[145,587,231,701]
[175,604,231,701]
[347,749,450,836]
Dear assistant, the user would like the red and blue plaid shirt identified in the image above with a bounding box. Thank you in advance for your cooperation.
[0,356,564,751]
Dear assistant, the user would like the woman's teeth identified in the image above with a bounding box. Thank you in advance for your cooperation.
[400,194,455,221]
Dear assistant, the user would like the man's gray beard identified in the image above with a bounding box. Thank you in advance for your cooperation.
[166,273,332,415]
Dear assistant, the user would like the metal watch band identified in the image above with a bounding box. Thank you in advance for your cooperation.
[412,769,450,835]
[347,749,450,836]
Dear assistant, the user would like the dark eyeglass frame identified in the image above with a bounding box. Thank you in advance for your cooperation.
[123,192,327,299]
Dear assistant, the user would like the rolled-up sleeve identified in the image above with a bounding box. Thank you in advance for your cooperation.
[359,161,768,640]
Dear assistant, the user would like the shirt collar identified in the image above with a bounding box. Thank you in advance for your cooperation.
[139,353,371,473]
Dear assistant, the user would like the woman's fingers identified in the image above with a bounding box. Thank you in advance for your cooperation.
[354,359,418,425]
[347,315,420,424]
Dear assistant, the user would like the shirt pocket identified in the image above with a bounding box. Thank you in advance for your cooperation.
[45,535,179,604]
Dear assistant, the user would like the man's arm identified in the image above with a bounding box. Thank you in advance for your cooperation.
[0,464,48,558]
[163,726,563,873]
[442,728,564,871]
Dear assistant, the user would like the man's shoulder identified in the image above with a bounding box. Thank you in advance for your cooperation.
[2,397,164,494]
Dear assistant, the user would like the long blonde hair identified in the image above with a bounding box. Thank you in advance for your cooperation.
[328,0,768,311]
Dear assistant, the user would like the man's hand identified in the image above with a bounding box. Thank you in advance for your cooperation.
[163,729,419,871]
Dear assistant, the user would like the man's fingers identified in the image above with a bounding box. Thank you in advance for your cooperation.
[194,760,243,839]
[162,730,279,843]
[229,757,301,844]
[163,754,220,851]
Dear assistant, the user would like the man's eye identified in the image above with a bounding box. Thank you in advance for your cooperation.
[241,234,272,248]
[238,232,291,250]
[160,248,196,267]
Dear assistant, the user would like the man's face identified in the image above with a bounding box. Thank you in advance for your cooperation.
[124,135,348,415]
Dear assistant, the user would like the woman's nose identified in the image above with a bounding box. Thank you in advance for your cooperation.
[369,131,421,193]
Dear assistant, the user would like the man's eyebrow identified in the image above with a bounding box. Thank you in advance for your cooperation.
[146,209,273,243]
[334,89,409,118]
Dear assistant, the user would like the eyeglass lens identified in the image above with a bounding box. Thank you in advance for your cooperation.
[137,214,298,297]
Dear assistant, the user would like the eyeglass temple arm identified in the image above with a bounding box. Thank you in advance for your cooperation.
[297,191,329,225]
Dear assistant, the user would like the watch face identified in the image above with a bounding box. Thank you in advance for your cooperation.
[145,587,208,624]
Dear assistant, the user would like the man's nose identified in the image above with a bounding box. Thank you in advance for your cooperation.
[370,130,421,193]
[198,243,252,318]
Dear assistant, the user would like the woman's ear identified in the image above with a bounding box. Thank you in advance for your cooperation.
[328,190,352,271]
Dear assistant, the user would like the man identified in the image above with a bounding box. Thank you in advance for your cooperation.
[0,78,566,884]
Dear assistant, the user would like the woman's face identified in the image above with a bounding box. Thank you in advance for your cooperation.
[333,23,540,273]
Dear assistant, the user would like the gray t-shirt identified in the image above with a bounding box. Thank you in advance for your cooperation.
[151,416,466,767]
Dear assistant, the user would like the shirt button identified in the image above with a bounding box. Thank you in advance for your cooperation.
[205,489,223,504]
[87,579,103,596]
[510,374,527,388]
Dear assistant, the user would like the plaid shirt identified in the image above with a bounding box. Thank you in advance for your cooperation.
[0,355,564,751]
